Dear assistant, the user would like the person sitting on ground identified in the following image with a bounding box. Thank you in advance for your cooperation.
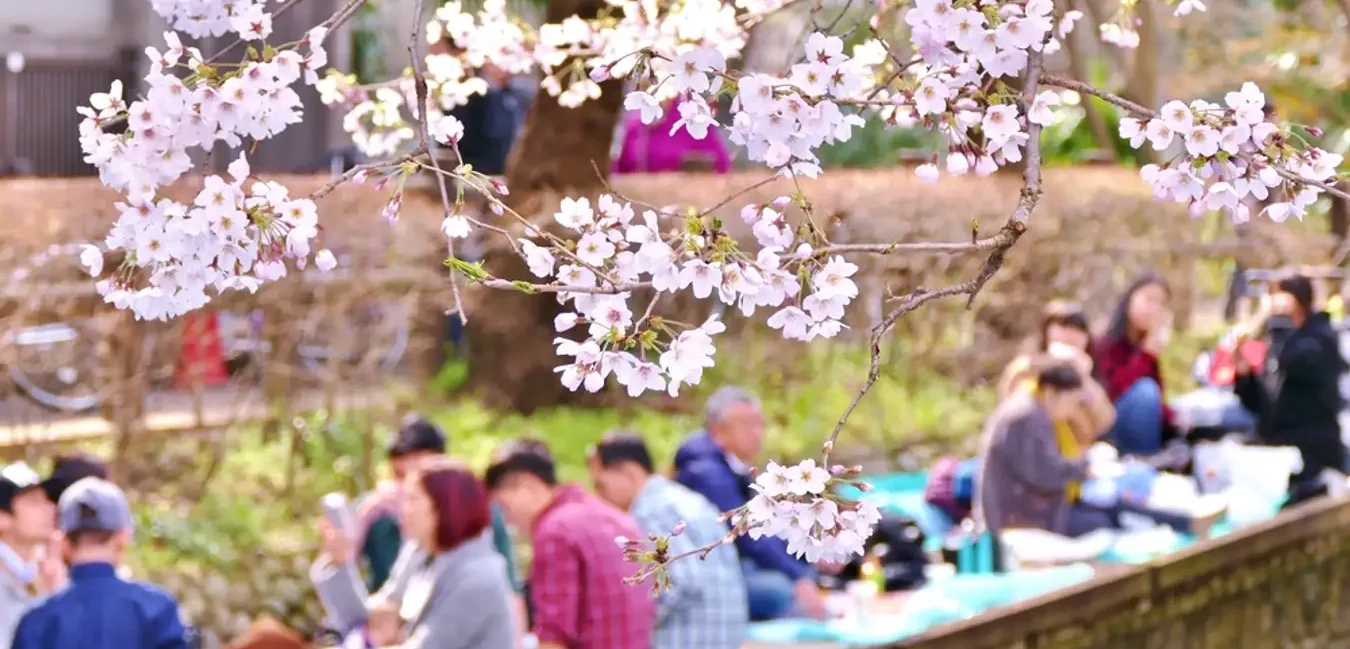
[1093,274,1188,467]
[588,430,747,649]
[999,300,1117,504]
[352,415,519,597]
[1234,274,1347,508]
[673,387,829,622]
[485,438,655,649]
[313,458,516,649]
[976,361,1222,541]
[0,463,63,646]
[13,478,189,649]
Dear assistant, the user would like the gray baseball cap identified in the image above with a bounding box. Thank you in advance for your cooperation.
[58,477,132,534]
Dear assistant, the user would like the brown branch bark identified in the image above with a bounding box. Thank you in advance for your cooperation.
[823,52,1044,458]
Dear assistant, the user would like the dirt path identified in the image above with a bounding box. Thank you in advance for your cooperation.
[0,385,392,448]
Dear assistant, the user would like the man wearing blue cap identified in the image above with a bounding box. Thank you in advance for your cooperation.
[12,478,189,649]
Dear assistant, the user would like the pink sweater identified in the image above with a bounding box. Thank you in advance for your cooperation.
[613,109,732,174]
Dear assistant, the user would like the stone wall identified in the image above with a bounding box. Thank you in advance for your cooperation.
[892,496,1350,649]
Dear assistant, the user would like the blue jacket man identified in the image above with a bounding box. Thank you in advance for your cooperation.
[673,387,825,621]
[13,478,189,649]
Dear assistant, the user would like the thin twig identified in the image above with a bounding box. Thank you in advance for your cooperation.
[480,279,652,294]
[406,0,466,321]
[821,51,1046,461]
[308,145,427,200]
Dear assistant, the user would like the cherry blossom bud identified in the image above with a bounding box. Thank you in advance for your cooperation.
[1308,126,1324,138]
[671,521,687,536]
[589,65,611,83]
[821,440,834,455]
[491,178,510,195]
[771,196,791,208]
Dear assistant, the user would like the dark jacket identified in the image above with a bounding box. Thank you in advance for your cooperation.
[1235,312,1346,473]
[13,562,188,649]
[448,82,531,176]
[673,432,812,581]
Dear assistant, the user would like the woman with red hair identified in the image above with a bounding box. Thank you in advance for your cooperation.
[312,459,516,649]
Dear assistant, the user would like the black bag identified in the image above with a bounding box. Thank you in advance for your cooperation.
[823,512,928,592]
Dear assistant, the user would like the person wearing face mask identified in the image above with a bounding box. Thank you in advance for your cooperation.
[1094,275,1187,466]
[673,387,829,622]
[0,463,61,647]
[1234,274,1347,507]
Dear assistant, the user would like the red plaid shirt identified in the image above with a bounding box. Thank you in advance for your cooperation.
[530,486,655,649]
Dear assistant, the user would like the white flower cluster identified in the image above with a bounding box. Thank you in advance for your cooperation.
[1123,83,1343,224]
[321,0,750,157]
[149,0,276,39]
[738,460,882,564]
[531,190,858,398]
[76,23,334,320]
[894,0,1076,183]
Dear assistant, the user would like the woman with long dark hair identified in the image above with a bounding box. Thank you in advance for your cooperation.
[1093,275,1179,458]
[313,459,516,649]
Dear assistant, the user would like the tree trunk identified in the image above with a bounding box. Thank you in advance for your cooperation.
[461,0,626,413]
[1122,0,1160,164]
[1062,0,1115,160]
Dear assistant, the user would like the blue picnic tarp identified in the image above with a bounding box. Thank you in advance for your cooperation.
[745,471,1289,645]
[746,563,1097,646]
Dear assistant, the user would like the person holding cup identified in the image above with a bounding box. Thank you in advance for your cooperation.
[312,459,516,649]
[1093,274,1182,460]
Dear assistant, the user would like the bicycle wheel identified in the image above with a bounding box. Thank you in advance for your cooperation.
[296,297,413,374]
[4,320,103,413]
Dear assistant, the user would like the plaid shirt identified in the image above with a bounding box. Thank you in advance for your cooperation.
[630,476,746,649]
[531,486,655,649]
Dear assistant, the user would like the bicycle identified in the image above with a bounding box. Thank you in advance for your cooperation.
[1,243,414,413]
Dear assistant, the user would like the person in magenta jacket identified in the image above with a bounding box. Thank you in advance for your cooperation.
[613,104,732,174]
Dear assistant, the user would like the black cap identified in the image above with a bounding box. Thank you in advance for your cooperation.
[387,415,447,458]
[43,454,109,504]
[0,463,44,512]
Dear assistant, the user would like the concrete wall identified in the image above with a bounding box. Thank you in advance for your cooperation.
[892,496,1350,649]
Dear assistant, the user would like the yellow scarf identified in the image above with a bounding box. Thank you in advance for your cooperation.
[1019,380,1082,502]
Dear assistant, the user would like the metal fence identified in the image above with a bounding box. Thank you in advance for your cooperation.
[0,55,134,177]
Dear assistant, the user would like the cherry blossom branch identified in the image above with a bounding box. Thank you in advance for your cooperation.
[204,0,311,64]
[308,145,427,200]
[822,50,1044,464]
[408,0,466,322]
[1041,74,1350,201]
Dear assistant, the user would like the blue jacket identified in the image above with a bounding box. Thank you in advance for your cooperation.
[13,563,188,649]
[673,432,812,581]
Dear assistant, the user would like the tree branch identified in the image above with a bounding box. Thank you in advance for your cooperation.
[822,50,1045,463]
[406,0,467,321]
[1041,75,1350,201]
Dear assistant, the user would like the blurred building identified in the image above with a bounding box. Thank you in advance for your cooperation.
[0,0,351,177]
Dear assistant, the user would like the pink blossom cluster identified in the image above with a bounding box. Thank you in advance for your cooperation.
[1122,83,1343,224]
[75,22,333,319]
